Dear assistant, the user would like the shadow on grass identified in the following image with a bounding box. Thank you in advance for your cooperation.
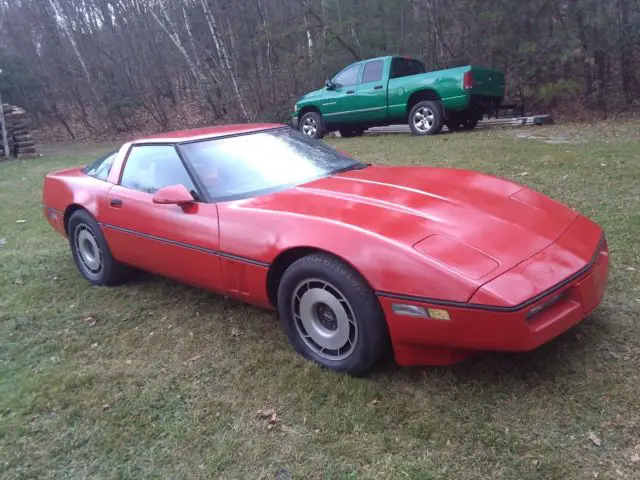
[372,312,612,389]
[117,270,613,393]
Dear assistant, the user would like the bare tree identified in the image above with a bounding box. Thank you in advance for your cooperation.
[0,0,637,139]
[198,0,250,120]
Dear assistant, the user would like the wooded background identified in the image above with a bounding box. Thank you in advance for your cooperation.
[0,0,638,139]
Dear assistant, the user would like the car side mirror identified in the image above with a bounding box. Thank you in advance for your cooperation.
[153,184,195,206]
[325,78,335,90]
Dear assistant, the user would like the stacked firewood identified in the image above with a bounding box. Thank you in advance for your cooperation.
[0,104,38,158]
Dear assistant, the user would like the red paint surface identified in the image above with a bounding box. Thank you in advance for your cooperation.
[42,124,609,367]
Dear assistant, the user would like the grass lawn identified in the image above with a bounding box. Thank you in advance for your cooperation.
[1,123,639,479]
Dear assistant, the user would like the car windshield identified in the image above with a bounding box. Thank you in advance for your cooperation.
[179,127,365,201]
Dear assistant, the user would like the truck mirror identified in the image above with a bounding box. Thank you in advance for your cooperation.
[325,78,334,90]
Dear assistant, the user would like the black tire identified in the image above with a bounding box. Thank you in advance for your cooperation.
[339,128,365,138]
[277,253,389,376]
[299,111,325,139]
[408,100,443,136]
[462,117,479,130]
[68,209,131,286]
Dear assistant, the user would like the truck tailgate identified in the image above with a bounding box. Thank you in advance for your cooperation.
[470,67,505,98]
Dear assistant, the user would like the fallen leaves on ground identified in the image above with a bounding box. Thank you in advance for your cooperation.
[256,408,279,429]
[82,316,97,326]
[368,398,382,407]
[184,354,201,365]
[231,327,244,337]
[588,431,602,446]
[257,408,276,418]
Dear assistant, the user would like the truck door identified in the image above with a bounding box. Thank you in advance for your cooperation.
[321,63,362,124]
[352,59,388,122]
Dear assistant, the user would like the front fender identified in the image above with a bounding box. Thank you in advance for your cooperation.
[217,203,479,303]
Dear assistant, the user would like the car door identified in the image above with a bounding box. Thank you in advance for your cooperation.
[321,63,362,124]
[352,59,388,122]
[100,144,223,291]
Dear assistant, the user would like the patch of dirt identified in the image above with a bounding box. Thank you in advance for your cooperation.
[515,132,587,144]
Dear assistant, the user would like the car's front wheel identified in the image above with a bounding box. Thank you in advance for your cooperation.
[299,111,325,139]
[68,209,131,286]
[277,253,389,376]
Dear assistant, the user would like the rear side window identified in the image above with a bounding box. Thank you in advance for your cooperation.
[333,64,361,87]
[84,151,116,181]
[361,60,384,83]
[120,145,197,196]
[390,58,426,79]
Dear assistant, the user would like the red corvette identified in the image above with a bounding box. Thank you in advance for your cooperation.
[42,124,609,375]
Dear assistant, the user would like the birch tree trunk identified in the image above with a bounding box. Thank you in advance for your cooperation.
[46,0,102,109]
[149,3,221,117]
[198,0,250,121]
[256,0,276,100]
[303,7,314,60]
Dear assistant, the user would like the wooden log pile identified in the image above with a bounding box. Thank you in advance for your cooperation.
[0,104,38,158]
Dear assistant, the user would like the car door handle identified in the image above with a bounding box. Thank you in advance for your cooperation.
[373,85,383,90]
[109,198,123,208]
[346,90,355,94]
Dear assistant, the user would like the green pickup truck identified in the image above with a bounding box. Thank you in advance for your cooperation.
[292,56,505,138]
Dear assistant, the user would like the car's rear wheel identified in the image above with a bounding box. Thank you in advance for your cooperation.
[409,100,443,136]
[299,111,325,139]
[276,253,389,376]
[68,209,131,286]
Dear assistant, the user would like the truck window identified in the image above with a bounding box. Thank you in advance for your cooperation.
[390,58,426,79]
[333,64,360,87]
[361,60,384,83]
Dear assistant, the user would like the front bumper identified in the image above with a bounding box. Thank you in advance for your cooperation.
[380,236,609,366]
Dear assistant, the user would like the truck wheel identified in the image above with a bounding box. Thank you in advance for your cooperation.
[299,111,325,139]
[409,101,443,136]
[339,128,364,138]
[462,118,479,131]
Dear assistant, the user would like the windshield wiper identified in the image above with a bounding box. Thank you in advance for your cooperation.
[330,163,368,176]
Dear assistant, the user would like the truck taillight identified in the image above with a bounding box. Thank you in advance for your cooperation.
[463,71,474,90]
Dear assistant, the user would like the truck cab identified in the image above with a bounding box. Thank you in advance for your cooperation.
[293,56,505,138]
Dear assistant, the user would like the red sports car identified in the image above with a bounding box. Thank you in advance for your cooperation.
[42,124,609,375]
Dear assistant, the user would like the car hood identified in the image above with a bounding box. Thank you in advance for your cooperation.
[241,165,579,281]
